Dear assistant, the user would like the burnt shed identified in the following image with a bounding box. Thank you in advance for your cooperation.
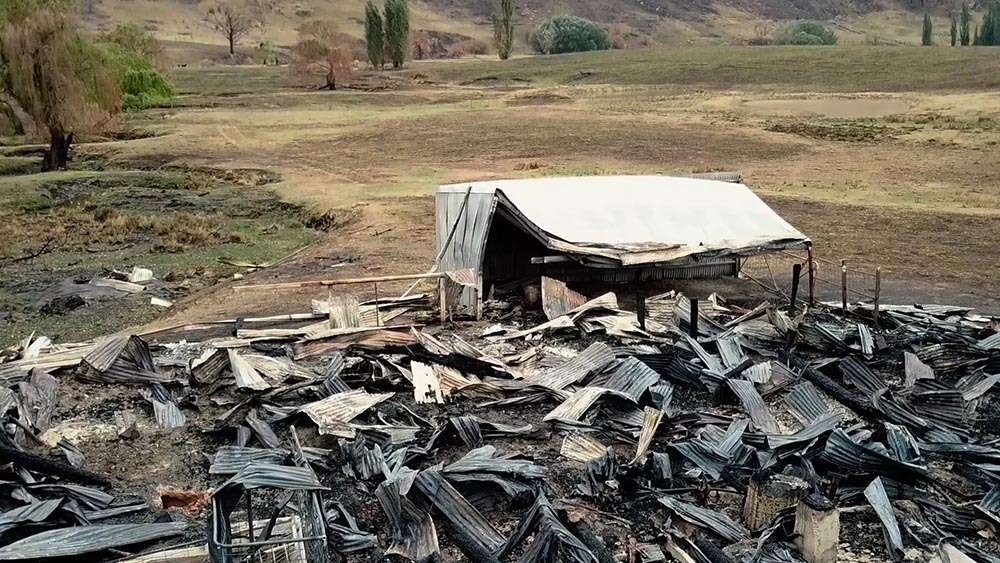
[435,176,810,310]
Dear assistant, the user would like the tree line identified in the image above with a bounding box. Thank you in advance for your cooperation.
[926,1,1000,46]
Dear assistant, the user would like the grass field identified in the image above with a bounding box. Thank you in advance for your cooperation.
[2,45,999,343]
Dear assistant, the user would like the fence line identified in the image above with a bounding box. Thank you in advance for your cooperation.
[739,248,883,324]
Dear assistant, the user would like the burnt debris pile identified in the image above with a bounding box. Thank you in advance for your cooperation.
[0,290,999,562]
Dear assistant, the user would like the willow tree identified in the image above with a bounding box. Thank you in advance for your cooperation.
[492,0,514,60]
[0,5,121,169]
[364,0,384,69]
[290,20,354,90]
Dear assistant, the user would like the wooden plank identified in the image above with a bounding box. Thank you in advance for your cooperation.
[234,272,449,292]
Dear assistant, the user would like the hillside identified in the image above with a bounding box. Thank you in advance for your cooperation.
[80,0,957,65]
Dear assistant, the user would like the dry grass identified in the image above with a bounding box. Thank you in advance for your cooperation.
[88,51,1000,312]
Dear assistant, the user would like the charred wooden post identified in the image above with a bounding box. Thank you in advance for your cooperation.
[873,266,881,328]
[439,277,448,323]
[743,473,809,530]
[635,271,646,331]
[790,263,802,309]
[373,282,382,326]
[794,493,839,563]
[840,260,848,313]
[807,247,816,305]
[689,299,699,338]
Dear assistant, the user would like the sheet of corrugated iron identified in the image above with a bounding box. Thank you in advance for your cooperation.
[522,342,614,391]
[300,389,394,436]
[210,446,290,475]
[413,470,505,558]
[227,349,270,390]
[0,522,187,559]
[822,429,928,481]
[727,379,780,434]
[560,433,609,463]
[221,463,326,491]
[543,386,634,423]
[784,381,831,424]
[864,478,904,560]
[657,495,749,543]
[717,335,748,368]
[586,357,660,401]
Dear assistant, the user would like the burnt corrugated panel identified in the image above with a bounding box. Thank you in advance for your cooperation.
[822,429,928,481]
[727,379,780,434]
[975,486,1000,527]
[909,389,967,431]
[917,343,986,374]
[763,411,840,450]
[522,342,615,390]
[657,496,749,543]
[0,500,62,535]
[864,478,905,560]
[210,446,291,475]
[958,370,1000,401]
[634,354,702,387]
[499,492,596,562]
[587,357,661,401]
[543,386,634,423]
[561,433,609,463]
[717,335,748,369]
[0,522,187,559]
[221,463,326,491]
[414,470,505,559]
[839,357,886,396]
[140,384,185,429]
[980,332,1000,350]
[784,381,831,424]
[885,423,921,463]
[299,389,394,436]
[670,439,728,480]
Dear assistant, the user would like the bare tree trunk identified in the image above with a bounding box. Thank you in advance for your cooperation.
[325,69,336,90]
[43,128,70,171]
[228,32,235,55]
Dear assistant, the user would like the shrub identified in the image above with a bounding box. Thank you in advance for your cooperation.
[446,38,488,57]
[96,43,174,110]
[774,21,837,45]
[99,23,165,68]
[530,15,610,54]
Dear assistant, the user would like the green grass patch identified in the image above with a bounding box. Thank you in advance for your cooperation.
[418,46,1000,92]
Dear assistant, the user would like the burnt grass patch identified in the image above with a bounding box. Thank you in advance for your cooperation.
[765,118,893,143]
[0,165,320,346]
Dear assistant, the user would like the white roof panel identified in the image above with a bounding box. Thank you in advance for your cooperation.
[438,176,808,266]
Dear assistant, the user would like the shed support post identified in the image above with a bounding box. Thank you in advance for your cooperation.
[873,267,881,328]
[635,270,646,331]
[373,282,381,326]
[689,299,699,338]
[807,247,816,306]
[840,260,848,313]
[790,263,802,310]
[439,277,447,323]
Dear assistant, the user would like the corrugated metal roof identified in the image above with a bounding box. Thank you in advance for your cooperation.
[439,176,808,267]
